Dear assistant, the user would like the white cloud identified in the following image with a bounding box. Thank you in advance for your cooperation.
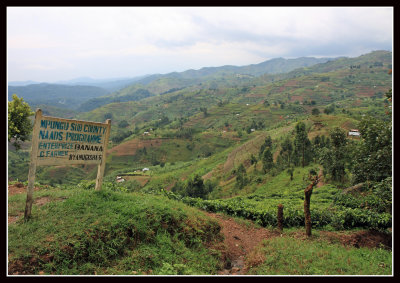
[8,34,62,49]
[23,64,59,71]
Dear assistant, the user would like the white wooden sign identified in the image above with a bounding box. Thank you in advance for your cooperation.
[24,109,111,220]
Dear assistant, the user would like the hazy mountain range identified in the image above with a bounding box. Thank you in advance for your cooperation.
[8,56,334,112]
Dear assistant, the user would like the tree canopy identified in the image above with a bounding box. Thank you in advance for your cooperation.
[262,147,274,173]
[8,94,34,150]
[351,116,392,184]
[293,122,312,167]
[319,127,348,182]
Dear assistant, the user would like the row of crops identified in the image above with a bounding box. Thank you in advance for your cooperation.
[161,189,391,231]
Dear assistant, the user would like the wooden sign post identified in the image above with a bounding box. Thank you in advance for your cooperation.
[24,109,111,220]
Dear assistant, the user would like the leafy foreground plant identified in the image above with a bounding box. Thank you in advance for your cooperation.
[245,236,392,275]
[8,188,224,275]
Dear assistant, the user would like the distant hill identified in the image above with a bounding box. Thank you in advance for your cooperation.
[54,75,152,92]
[8,51,391,116]
[8,83,109,111]
[8,80,42,86]
[257,50,392,83]
[75,50,392,141]
[175,56,333,78]
[8,75,152,92]
[77,87,154,112]
[78,56,335,112]
[134,56,334,82]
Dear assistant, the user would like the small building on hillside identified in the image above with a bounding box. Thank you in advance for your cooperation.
[142,168,150,172]
[348,129,360,136]
[116,176,125,183]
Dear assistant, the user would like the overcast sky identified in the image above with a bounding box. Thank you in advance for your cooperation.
[7,6,393,83]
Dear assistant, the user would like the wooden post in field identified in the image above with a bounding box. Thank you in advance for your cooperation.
[277,204,284,233]
[95,119,111,191]
[304,175,319,237]
[24,109,42,221]
[24,110,111,220]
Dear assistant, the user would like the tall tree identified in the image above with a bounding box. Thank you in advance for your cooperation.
[262,147,274,173]
[293,122,312,167]
[351,116,392,184]
[259,135,272,157]
[319,127,348,182]
[250,154,258,167]
[8,94,34,150]
[186,174,207,199]
[236,163,248,189]
[312,135,331,163]
[279,136,294,167]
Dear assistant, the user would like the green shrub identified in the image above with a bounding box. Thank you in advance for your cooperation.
[8,188,223,275]
[162,189,391,231]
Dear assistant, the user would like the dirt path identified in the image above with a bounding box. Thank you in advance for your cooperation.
[204,169,325,275]
[205,212,281,275]
[205,209,391,275]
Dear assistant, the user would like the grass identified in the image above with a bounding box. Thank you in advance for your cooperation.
[245,235,392,275]
[236,164,333,212]
[8,183,392,275]
[8,186,224,275]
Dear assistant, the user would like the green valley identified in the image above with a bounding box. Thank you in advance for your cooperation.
[8,50,392,275]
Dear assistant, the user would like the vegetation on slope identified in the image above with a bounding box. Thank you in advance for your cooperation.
[8,186,224,275]
[8,178,392,275]
[7,51,392,275]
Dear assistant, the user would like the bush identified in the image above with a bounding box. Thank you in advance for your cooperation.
[311,108,320,116]
[112,130,133,143]
[118,120,129,128]
[77,180,96,190]
[162,190,391,231]
[8,94,34,150]
[333,178,392,214]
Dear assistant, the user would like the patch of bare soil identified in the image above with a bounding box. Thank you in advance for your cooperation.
[205,212,281,275]
[8,184,67,224]
[8,182,37,196]
[8,258,36,275]
[8,216,20,225]
[8,182,53,196]
[285,229,391,250]
[34,196,52,206]
[124,175,151,187]
[108,138,167,156]
[319,230,392,250]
